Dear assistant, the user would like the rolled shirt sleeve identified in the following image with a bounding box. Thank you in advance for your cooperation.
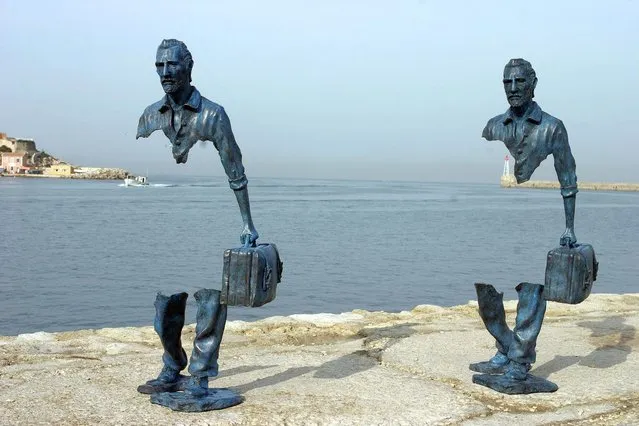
[210,107,248,190]
[552,121,578,198]
[135,100,164,140]
[481,122,493,141]
[136,109,152,139]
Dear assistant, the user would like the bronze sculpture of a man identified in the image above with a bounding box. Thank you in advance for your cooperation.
[471,58,582,394]
[135,39,256,409]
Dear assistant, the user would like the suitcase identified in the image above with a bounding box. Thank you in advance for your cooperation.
[221,243,283,307]
[544,243,598,304]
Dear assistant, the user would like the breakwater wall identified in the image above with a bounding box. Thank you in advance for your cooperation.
[500,175,639,192]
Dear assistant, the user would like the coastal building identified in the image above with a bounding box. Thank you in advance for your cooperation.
[0,152,30,174]
[0,130,138,180]
[44,163,74,177]
[0,133,37,154]
[0,132,40,175]
[0,131,63,174]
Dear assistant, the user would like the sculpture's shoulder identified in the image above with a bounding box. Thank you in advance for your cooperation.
[199,96,225,118]
[197,96,229,140]
[482,112,507,141]
[136,99,165,139]
[539,109,565,133]
[140,99,165,121]
[194,96,234,141]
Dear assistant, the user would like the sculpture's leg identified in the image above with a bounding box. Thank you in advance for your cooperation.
[472,282,557,393]
[186,288,228,396]
[137,292,189,394]
[469,283,514,374]
[150,288,243,411]
[505,282,546,379]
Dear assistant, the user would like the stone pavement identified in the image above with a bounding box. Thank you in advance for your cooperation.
[0,293,637,425]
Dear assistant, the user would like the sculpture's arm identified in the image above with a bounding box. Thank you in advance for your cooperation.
[552,121,578,247]
[212,107,259,246]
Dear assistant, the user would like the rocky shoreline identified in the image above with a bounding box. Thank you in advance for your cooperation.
[71,168,129,180]
[1,294,637,425]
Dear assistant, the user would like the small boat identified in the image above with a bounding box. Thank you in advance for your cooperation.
[123,175,149,187]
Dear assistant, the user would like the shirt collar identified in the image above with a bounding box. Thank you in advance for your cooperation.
[503,101,542,125]
[158,87,202,113]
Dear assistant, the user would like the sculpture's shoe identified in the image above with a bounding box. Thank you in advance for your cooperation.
[184,375,209,397]
[137,366,189,394]
[150,388,243,412]
[504,360,530,380]
[469,352,509,374]
[472,373,558,394]
[469,353,533,375]
[469,361,508,375]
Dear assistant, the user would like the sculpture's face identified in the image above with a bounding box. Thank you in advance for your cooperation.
[155,46,190,94]
[503,66,536,108]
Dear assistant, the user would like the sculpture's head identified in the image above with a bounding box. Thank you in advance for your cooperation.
[503,58,537,108]
[155,39,193,95]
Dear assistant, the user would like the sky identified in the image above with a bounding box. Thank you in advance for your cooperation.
[1,0,638,183]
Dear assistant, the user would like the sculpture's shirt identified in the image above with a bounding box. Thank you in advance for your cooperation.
[482,102,578,198]
[136,87,247,190]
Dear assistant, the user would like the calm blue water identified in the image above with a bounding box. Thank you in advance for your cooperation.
[0,175,637,335]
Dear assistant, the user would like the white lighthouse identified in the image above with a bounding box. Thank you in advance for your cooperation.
[500,154,516,186]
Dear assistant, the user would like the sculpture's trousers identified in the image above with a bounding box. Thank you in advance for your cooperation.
[188,288,228,378]
[154,292,189,372]
[475,282,546,365]
[154,289,227,378]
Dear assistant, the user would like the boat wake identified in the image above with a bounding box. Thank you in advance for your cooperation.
[118,183,176,188]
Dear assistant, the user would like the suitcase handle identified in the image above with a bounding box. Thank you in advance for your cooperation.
[242,240,257,249]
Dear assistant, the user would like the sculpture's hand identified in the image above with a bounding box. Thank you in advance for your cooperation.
[559,228,577,247]
[240,224,259,248]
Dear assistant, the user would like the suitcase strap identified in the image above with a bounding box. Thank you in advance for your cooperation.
[262,263,273,291]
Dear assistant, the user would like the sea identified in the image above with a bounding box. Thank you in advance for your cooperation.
[1,175,637,336]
